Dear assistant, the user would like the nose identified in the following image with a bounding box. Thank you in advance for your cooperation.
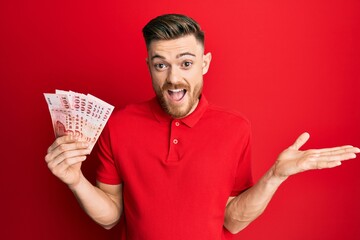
[166,66,181,84]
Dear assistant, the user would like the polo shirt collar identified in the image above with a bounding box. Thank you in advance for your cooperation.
[150,95,209,128]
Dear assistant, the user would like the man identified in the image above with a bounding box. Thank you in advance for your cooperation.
[45,14,359,239]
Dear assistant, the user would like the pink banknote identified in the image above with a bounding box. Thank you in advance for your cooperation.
[44,90,114,151]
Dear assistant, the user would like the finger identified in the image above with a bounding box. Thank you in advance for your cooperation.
[47,144,90,167]
[45,141,90,163]
[50,156,87,177]
[47,134,79,153]
[52,146,90,164]
[313,146,360,156]
[315,152,357,162]
[289,132,310,150]
[307,161,342,170]
[47,148,90,168]
[56,155,87,171]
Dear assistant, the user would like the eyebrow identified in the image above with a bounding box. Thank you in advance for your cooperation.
[177,52,196,58]
[151,54,166,60]
[150,52,196,61]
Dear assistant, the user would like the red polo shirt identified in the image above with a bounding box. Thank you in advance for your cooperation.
[96,95,253,240]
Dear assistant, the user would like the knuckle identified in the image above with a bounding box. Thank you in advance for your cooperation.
[58,144,67,152]
[47,146,52,154]
[47,162,53,170]
[55,135,69,145]
[54,138,62,146]
[316,162,325,169]
[343,148,350,154]
[78,141,88,149]
[52,168,60,176]
[76,142,84,149]
[48,162,57,173]
[61,151,71,160]
[63,158,72,166]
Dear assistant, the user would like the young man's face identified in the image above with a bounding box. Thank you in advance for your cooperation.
[147,35,211,118]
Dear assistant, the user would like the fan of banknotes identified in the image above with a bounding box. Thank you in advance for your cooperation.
[44,90,114,151]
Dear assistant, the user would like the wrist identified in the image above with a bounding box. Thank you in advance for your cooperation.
[68,172,86,192]
[266,165,288,186]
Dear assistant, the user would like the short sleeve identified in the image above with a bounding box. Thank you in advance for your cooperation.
[230,125,253,196]
[96,120,122,184]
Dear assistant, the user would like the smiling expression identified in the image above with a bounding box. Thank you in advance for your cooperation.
[147,35,212,119]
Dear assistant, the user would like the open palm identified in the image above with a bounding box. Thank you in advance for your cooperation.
[273,132,359,179]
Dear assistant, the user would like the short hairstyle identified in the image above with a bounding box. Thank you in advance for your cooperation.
[142,14,204,49]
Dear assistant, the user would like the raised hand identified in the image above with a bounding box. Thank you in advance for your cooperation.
[45,135,91,188]
[273,132,359,179]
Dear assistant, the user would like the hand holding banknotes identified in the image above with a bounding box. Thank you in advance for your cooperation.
[44,90,114,187]
[45,134,91,187]
[44,90,114,151]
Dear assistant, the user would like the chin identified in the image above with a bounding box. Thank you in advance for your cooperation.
[168,106,190,119]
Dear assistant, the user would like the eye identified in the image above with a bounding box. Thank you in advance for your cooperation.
[182,61,193,69]
[154,63,168,71]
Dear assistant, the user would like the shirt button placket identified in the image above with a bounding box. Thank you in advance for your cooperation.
[173,121,180,145]
[167,120,181,162]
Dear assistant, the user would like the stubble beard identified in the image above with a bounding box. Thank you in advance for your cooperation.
[154,81,203,119]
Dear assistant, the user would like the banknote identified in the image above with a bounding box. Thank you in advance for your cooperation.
[44,93,73,137]
[44,90,114,151]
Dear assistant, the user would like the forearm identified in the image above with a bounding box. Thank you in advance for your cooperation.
[69,173,122,229]
[224,165,286,234]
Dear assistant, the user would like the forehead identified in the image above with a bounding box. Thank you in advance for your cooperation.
[148,35,203,58]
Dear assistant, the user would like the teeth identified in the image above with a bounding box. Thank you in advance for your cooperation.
[169,89,184,93]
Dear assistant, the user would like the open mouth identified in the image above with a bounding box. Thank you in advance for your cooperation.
[167,89,187,102]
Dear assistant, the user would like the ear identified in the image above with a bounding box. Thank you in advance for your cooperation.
[202,52,212,75]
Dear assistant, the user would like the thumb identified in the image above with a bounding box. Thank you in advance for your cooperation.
[289,132,310,150]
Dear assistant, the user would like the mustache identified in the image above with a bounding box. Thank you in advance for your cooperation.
[162,83,190,91]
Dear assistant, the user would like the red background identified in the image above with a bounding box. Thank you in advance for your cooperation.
[1,0,359,239]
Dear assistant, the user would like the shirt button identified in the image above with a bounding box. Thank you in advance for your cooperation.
[173,139,178,144]
[175,121,180,127]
